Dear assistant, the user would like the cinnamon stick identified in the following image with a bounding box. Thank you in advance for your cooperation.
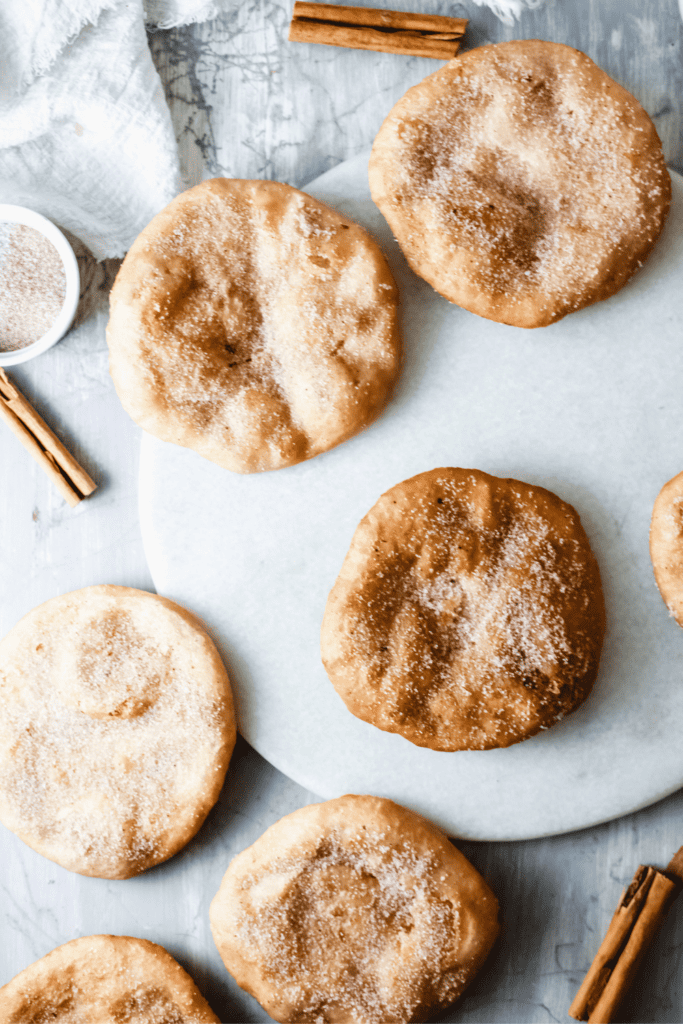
[569,847,683,1023]
[289,3,467,60]
[0,367,97,507]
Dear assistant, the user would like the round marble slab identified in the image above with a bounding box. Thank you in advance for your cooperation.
[139,155,683,841]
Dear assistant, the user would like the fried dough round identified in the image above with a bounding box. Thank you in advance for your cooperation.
[107,178,400,473]
[369,40,670,328]
[0,935,219,1023]
[650,470,683,626]
[321,468,605,751]
[210,794,499,1024]
[0,586,235,878]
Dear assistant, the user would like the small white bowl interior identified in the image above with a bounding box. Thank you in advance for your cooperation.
[0,204,80,367]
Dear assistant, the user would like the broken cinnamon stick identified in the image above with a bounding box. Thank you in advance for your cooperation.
[289,3,467,60]
[0,366,97,507]
[569,846,683,1023]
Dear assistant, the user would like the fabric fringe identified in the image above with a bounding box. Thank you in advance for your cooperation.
[468,0,548,27]
[143,0,223,30]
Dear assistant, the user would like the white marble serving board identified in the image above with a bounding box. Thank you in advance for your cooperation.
[140,154,683,842]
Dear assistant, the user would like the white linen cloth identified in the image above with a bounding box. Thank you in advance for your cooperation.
[468,0,546,25]
[0,0,557,261]
[0,0,190,259]
[144,0,224,29]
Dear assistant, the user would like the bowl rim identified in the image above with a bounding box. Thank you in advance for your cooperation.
[0,204,81,367]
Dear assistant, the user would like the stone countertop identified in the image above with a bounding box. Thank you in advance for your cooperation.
[1,1,683,1021]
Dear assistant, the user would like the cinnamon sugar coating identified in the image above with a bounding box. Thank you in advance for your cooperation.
[321,468,605,751]
[0,586,235,879]
[107,178,400,473]
[369,40,670,328]
[0,935,219,1023]
[650,470,683,626]
[210,794,499,1024]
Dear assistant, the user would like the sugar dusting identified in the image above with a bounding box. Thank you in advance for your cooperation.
[17,989,192,1023]
[668,495,683,534]
[0,592,230,878]
[326,470,604,750]
[108,985,189,1023]
[650,476,683,625]
[113,181,399,473]
[372,42,669,325]
[0,935,218,1023]
[236,831,468,1023]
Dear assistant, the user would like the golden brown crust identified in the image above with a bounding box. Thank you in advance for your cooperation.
[0,586,236,878]
[650,470,683,626]
[107,178,400,473]
[321,468,605,751]
[210,794,499,1023]
[369,40,670,328]
[0,935,220,1023]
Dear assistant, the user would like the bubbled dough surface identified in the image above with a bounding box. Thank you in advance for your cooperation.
[369,40,670,329]
[650,470,683,627]
[0,586,236,879]
[210,794,499,1024]
[107,179,400,473]
[0,935,219,1023]
[321,468,606,752]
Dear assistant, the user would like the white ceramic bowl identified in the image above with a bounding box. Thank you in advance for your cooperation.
[0,205,80,367]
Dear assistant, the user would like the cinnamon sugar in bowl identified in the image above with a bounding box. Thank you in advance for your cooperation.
[0,205,80,367]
